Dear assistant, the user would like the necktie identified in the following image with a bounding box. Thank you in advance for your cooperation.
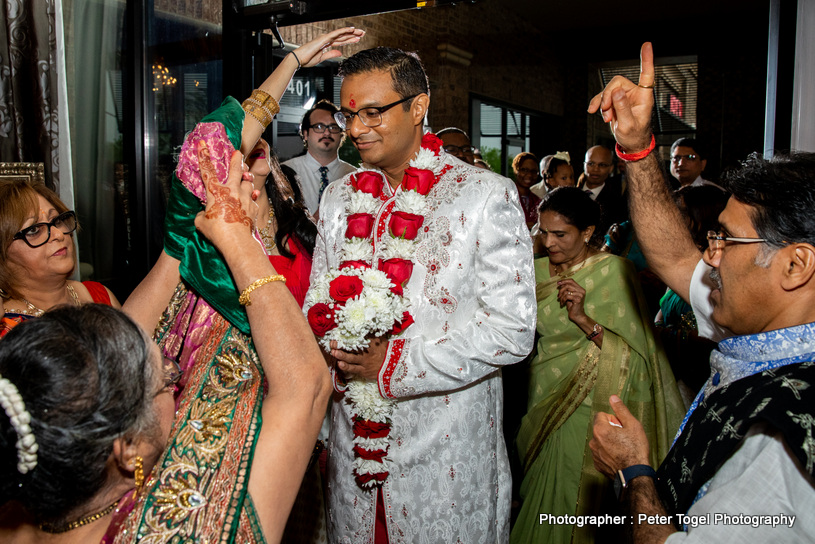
[318,166,330,202]
[584,188,596,200]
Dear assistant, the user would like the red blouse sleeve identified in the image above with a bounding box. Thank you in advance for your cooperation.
[82,281,112,305]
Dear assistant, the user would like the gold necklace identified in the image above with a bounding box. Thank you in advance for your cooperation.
[38,499,120,534]
[259,203,277,254]
[18,284,82,317]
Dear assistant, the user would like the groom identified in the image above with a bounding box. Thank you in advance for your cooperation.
[305,47,536,543]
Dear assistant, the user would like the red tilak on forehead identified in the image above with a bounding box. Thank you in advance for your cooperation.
[349,98,356,108]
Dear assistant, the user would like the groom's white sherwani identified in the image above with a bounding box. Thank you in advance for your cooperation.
[308,152,536,543]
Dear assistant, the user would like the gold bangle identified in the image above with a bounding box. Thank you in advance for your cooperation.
[241,89,281,130]
[239,274,286,306]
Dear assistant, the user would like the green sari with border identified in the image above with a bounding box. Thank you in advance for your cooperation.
[510,254,684,544]
[113,98,269,544]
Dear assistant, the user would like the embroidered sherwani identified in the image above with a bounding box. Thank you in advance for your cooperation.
[307,153,536,543]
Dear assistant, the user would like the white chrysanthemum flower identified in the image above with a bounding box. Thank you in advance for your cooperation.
[347,380,393,420]
[365,290,392,318]
[355,436,391,451]
[331,329,367,352]
[305,276,330,305]
[359,268,393,291]
[410,147,442,174]
[338,296,376,334]
[347,189,381,215]
[379,237,417,260]
[394,190,430,215]
[341,238,373,262]
[353,458,389,473]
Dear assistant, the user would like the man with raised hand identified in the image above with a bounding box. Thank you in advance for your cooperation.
[588,43,815,543]
[306,47,535,543]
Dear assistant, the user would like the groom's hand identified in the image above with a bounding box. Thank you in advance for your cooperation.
[330,337,388,381]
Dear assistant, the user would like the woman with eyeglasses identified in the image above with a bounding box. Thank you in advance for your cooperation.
[0,179,120,338]
[511,187,684,544]
[512,152,542,229]
[0,147,331,543]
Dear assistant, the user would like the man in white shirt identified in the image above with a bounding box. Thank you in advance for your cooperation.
[588,42,815,544]
[670,138,721,189]
[282,99,357,215]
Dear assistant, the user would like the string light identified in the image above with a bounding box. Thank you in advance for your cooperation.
[152,63,177,92]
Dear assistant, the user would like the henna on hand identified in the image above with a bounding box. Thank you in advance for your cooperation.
[197,140,253,230]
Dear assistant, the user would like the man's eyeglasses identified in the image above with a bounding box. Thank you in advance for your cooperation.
[672,154,699,162]
[706,230,769,253]
[307,123,343,134]
[443,144,475,155]
[334,94,419,130]
[584,161,612,169]
[13,211,78,248]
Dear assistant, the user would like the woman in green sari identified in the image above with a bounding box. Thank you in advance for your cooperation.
[510,187,684,544]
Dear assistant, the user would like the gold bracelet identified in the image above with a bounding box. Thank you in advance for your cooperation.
[239,274,286,306]
[241,89,280,130]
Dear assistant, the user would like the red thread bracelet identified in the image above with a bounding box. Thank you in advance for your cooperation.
[615,134,656,162]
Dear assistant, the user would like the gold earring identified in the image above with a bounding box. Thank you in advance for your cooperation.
[133,456,145,493]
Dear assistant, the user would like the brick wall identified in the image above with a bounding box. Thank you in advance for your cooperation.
[280,4,565,136]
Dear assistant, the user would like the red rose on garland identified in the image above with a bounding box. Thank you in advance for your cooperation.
[353,418,391,438]
[306,303,337,337]
[352,445,388,462]
[378,258,414,295]
[345,213,375,239]
[402,167,437,196]
[340,260,371,270]
[350,171,384,198]
[421,133,443,155]
[329,275,364,303]
[355,471,389,487]
[389,211,424,240]
[391,311,415,335]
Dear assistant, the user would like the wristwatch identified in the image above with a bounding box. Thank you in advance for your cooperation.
[614,464,656,499]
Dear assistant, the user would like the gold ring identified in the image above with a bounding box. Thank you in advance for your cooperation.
[638,83,655,89]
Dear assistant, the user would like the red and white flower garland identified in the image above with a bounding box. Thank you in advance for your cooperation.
[305,133,446,489]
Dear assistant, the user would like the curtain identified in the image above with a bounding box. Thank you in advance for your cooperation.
[0,0,67,195]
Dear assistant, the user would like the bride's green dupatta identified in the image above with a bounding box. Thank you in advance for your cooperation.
[114,99,268,544]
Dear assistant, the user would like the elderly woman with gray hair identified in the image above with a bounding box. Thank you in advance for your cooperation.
[0,141,331,544]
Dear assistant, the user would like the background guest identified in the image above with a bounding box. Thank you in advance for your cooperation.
[512,151,542,229]
[511,187,683,544]
[1,179,119,338]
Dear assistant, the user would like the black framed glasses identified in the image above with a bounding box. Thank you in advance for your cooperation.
[307,122,343,134]
[443,144,475,155]
[706,230,770,253]
[12,211,77,248]
[334,94,419,130]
